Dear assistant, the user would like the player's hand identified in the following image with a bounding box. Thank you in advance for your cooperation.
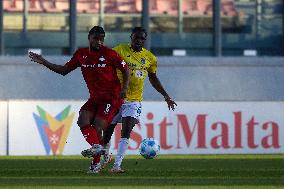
[29,51,46,65]
[164,97,177,111]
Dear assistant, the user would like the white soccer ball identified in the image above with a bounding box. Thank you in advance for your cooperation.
[139,138,160,159]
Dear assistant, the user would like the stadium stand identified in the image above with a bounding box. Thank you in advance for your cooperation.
[196,0,241,16]
[3,0,243,15]
[2,0,248,32]
[1,0,282,56]
[4,0,60,12]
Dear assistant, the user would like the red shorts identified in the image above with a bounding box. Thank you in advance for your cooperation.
[80,98,123,125]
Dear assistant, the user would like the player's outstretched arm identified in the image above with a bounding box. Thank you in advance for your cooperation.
[148,72,177,111]
[28,51,73,76]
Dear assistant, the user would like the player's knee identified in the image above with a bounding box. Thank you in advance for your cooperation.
[103,135,111,144]
[77,117,89,128]
[121,123,135,139]
[77,111,93,128]
[94,118,107,130]
[103,124,114,144]
[77,119,83,128]
[121,129,131,139]
[106,124,116,135]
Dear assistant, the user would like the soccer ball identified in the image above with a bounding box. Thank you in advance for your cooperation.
[139,138,160,159]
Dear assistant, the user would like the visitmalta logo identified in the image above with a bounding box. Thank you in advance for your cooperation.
[32,105,75,155]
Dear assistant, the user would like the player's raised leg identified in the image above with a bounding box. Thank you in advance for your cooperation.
[78,101,104,158]
[100,111,121,168]
[89,102,122,173]
[110,116,137,173]
[100,130,114,168]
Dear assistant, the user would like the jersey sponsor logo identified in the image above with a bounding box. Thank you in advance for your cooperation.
[135,70,144,78]
[121,60,126,67]
[82,64,106,68]
[98,64,106,67]
[141,58,146,64]
[99,56,105,61]
[32,105,75,155]
[127,62,137,68]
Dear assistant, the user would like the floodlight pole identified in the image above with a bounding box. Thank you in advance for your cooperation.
[282,0,284,55]
[23,0,28,35]
[142,0,151,50]
[69,0,77,54]
[99,0,104,27]
[178,0,183,34]
[0,0,4,55]
[213,0,222,56]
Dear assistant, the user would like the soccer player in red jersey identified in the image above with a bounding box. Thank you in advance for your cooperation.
[29,26,130,174]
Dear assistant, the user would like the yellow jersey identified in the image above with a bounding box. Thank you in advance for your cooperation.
[113,44,157,102]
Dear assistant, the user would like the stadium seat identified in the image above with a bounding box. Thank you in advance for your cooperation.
[116,0,139,13]
[41,0,61,13]
[28,0,44,12]
[221,0,239,16]
[151,0,177,15]
[196,0,212,15]
[136,0,180,15]
[55,0,69,12]
[77,0,91,13]
[182,0,203,16]
[4,0,61,13]
[104,0,120,13]
[3,0,12,11]
[86,0,99,13]
[4,0,23,12]
[196,0,241,16]
[76,0,99,13]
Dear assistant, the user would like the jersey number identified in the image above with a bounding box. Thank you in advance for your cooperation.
[135,70,144,78]
[104,104,111,114]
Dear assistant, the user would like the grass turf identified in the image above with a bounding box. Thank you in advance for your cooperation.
[0,154,283,189]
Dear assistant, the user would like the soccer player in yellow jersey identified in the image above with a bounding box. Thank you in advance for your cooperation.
[101,27,177,173]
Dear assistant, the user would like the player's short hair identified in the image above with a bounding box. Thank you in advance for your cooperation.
[88,26,105,38]
[131,27,147,37]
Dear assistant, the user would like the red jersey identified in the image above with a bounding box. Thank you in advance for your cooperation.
[65,46,128,103]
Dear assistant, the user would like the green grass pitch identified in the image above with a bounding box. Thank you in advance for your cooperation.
[0,154,283,189]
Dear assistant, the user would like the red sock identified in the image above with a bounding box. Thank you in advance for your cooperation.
[92,138,104,164]
[99,138,104,145]
[92,155,101,164]
[80,124,100,146]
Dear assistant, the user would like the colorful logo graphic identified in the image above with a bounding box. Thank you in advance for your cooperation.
[33,105,75,155]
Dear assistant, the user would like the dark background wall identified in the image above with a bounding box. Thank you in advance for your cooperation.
[1,56,284,101]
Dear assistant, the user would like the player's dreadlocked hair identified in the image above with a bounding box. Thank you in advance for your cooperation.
[88,26,105,38]
[131,27,147,37]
